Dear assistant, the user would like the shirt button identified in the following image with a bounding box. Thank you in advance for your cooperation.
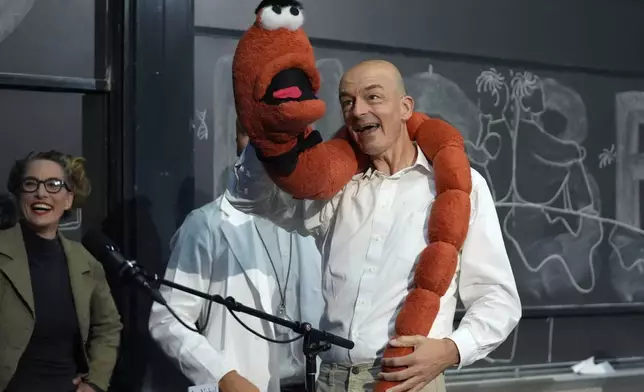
[373,235,381,242]
[352,367,360,374]
[368,267,376,273]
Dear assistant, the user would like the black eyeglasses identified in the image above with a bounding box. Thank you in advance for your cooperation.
[21,177,70,194]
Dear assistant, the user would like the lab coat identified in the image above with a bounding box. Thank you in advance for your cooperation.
[149,196,323,392]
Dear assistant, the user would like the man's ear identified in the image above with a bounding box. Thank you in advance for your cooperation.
[401,95,414,121]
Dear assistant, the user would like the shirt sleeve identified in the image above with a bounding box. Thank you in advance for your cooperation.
[447,170,522,368]
[225,144,337,238]
[148,208,235,385]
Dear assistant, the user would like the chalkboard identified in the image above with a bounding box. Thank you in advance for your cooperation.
[0,0,95,78]
[195,35,644,307]
[193,34,644,367]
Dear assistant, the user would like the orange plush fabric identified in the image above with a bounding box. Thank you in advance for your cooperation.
[232,1,472,390]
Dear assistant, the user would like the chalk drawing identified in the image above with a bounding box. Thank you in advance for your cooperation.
[479,317,555,365]
[193,109,208,140]
[615,92,644,228]
[547,317,554,363]
[599,144,616,168]
[205,50,644,303]
[0,0,35,44]
[404,64,480,146]
[611,92,644,302]
[480,324,520,364]
[409,65,639,304]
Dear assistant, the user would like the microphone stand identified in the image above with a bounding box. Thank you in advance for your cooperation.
[141,269,354,392]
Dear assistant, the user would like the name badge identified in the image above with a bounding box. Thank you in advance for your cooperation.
[188,384,219,392]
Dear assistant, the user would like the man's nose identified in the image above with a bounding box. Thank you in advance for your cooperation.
[351,97,369,117]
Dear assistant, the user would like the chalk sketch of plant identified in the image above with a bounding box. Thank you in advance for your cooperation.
[598,144,616,168]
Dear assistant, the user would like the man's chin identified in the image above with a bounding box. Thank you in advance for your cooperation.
[355,134,397,158]
[356,142,385,157]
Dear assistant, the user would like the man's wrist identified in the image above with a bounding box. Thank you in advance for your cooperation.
[219,370,239,388]
[442,338,461,367]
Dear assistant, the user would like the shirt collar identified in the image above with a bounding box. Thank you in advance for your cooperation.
[360,143,432,179]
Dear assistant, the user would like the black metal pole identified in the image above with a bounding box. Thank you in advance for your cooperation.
[143,271,353,392]
[156,276,300,330]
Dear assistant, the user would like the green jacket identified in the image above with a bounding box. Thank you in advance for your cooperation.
[0,224,122,391]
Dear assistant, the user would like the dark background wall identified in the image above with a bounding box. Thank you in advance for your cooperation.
[195,0,644,74]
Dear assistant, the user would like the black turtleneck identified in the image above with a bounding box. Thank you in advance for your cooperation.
[5,223,84,392]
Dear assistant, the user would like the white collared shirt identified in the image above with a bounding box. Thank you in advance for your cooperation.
[226,144,521,367]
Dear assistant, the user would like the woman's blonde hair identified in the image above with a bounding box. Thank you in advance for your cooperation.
[7,150,92,209]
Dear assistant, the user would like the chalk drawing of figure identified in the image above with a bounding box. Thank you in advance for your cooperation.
[510,72,591,211]
[502,177,603,302]
[501,72,603,302]
[608,225,644,302]
[0,0,35,44]
[469,68,513,202]
[404,65,480,146]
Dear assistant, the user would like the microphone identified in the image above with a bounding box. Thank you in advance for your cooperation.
[81,230,167,306]
[0,193,18,230]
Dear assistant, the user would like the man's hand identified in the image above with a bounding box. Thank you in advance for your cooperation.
[378,336,460,392]
[72,376,97,392]
[219,371,260,392]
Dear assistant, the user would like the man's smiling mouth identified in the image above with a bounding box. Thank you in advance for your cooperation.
[354,123,380,133]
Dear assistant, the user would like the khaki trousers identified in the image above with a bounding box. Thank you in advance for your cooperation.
[316,362,446,392]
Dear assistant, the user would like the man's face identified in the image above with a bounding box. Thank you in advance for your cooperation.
[339,64,413,157]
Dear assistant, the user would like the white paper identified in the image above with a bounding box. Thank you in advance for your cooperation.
[570,356,616,375]
[188,383,219,392]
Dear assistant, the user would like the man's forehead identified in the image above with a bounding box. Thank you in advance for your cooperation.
[340,70,395,94]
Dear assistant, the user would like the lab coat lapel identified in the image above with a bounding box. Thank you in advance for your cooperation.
[219,198,274,315]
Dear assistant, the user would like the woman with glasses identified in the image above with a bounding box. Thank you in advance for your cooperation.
[0,150,122,392]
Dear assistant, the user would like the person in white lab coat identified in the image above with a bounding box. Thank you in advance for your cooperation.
[148,125,323,392]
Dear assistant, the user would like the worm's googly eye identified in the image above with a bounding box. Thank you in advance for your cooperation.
[259,6,304,31]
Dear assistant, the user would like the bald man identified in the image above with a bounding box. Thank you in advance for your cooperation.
[227,60,521,392]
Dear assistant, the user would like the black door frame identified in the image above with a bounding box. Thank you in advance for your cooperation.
[108,0,195,390]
